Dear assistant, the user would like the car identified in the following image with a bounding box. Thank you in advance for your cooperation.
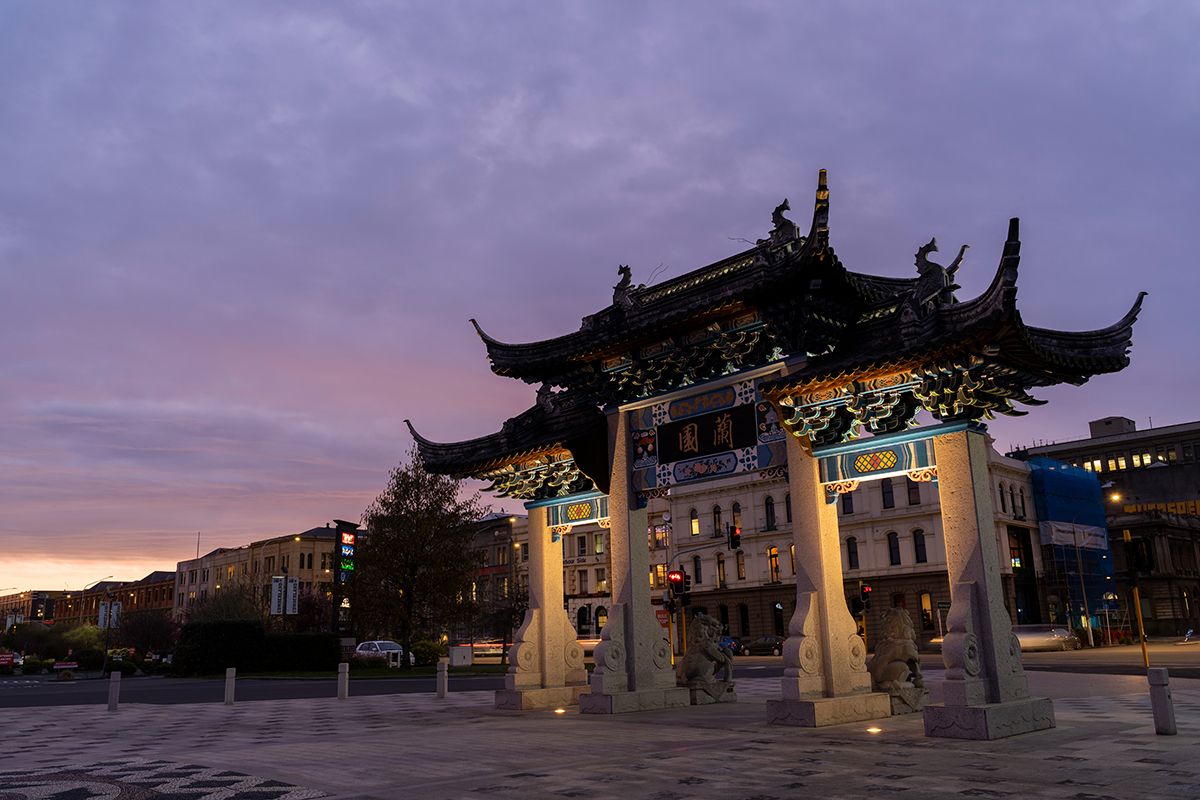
[741,635,785,656]
[1012,625,1082,651]
[355,640,412,664]
[717,635,742,657]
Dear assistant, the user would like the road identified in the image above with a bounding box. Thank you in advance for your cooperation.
[2,642,1196,708]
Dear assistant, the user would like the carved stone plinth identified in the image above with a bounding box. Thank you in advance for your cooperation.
[579,687,690,714]
[687,680,736,705]
[495,685,588,711]
[767,692,892,727]
[923,696,1055,739]
[889,686,929,715]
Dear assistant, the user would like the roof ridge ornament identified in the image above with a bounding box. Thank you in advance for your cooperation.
[613,263,642,310]
[808,168,830,253]
[912,237,969,311]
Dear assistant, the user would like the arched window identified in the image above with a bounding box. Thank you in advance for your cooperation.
[785,493,792,523]
[887,531,902,566]
[789,543,796,575]
[1009,486,1017,516]
[998,483,1008,512]
[716,553,727,587]
[718,603,729,631]
[736,550,746,580]
[712,505,723,535]
[913,528,927,563]
[846,537,860,570]
[1018,488,1026,517]
[767,546,781,583]
[764,496,776,530]
[690,508,700,536]
[732,502,742,528]
[595,606,608,631]
[692,555,703,584]
[576,606,591,636]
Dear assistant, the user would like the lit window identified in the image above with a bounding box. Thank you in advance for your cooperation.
[690,508,700,536]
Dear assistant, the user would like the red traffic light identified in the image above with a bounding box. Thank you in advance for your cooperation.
[861,584,872,593]
[667,569,685,586]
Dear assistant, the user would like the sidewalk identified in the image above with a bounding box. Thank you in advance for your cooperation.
[2,671,1197,800]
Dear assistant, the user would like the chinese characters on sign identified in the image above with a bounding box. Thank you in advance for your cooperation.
[657,403,757,463]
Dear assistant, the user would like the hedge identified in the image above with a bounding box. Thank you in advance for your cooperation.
[173,621,339,675]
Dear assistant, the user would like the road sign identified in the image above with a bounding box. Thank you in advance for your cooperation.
[937,601,952,611]
[0,653,12,666]
[655,609,670,627]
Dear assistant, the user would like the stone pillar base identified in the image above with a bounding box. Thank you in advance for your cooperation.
[767,692,891,727]
[923,697,1055,740]
[687,681,736,705]
[579,687,690,714]
[494,685,588,711]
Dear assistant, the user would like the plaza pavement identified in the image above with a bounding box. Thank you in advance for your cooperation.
[2,669,1198,800]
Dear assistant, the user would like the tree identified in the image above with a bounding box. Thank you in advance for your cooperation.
[352,447,485,665]
[187,585,262,623]
[114,609,179,656]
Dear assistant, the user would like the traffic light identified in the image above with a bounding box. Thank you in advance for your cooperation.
[727,524,742,551]
[664,598,677,615]
[667,569,685,598]
[860,583,872,611]
[683,571,693,594]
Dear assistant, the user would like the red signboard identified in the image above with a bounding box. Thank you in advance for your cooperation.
[0,653,13,666]
[655,609,670,627]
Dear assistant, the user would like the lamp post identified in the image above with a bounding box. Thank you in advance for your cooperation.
[1071,526,1095,647]
[1102,591,1118,646]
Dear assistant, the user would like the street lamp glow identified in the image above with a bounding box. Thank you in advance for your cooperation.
[866,726,883,734]
[1109,492,1122,503]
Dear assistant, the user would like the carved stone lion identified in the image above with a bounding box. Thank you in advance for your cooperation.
[868,608,928,714]
[675,613,734,700]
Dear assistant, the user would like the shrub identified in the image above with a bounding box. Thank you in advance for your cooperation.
[75,648,105,671]
[22,658,50,674]
[105,660,137,677]
[0,665,12,676]
[173,620,266,675]
[346,655,375,671]
[260,633,340,672]
[411,640,447,666]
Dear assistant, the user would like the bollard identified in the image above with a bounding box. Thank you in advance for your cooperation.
[436,657,449,698]
[337,662,349,700]
[107,670,121,712]
[224,667,236,706]
[1148,667,1177,735]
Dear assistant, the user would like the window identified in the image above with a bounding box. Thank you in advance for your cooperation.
[497,546,508,566]
[227,565,236,579]
[785,493,792,523]
[891,593,906,608]
[732,502,742,529]
[846,537,859,570]
[498,577,509,599]
[319,553,328,571]
[576,606,590,636]
[764,496,776,530]
[738,603,750,636]
[578,569,588,594]
[692,555,703,584]
[1008,486,1017,515]
[189,569,197,584]
[595,568,607,593]
[690,508,700,536]
[1018,488,1026,517]
[913,529,927,563]
[1132,453,1143,468]
[521,543,529,562]
[595,606,608,631]
[594,533,605,554]
[906,477,921,506]
[920,592,934,631]
[1116,454,1128,470]
[999,483,1007,512]
[712,506,723,535]
[718,604,729,631]
[280,555,289,572]
[767,547,781,583]
[577,535,587,558]
[201,568,209,582]
[736,550,746,580]
[716,553,727,587]
[887,532,901,566]
[652,564,667,589]
[881,479,895,509]
[789,543,795,575]
[841,491,854,515]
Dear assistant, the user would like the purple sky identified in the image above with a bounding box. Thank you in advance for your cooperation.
[2,3,1196,591]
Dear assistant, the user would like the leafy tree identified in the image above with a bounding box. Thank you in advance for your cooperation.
[352,447,485,666]
[62,623,104,653]
[187,585,262,623]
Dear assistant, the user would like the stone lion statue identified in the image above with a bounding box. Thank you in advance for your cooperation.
[868,607,924,692]
[676,613,733,688]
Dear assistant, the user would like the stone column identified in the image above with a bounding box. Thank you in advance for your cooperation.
[580,409,688,713]
[495,505,588,710]
[768,433,890,726]
[923,427,1055,738]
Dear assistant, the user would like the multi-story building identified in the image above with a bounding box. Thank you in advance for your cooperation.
[56,572,176,627]
[173,524,340,621]
[1,589,69,629]
[1013,416,1200,636]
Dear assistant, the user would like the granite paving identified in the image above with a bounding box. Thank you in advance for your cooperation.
[2,672,1197,800]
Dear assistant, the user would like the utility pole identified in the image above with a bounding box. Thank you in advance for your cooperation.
[1072,525,1095,647]
[1124,529,1150,669]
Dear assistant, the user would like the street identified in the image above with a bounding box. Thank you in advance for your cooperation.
[3,642,1197,709]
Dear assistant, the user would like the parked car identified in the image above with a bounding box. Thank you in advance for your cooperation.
[1012,625,1082,651]
[741,635,785,656]
[355,640,413,664]
[717,635,742,657]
